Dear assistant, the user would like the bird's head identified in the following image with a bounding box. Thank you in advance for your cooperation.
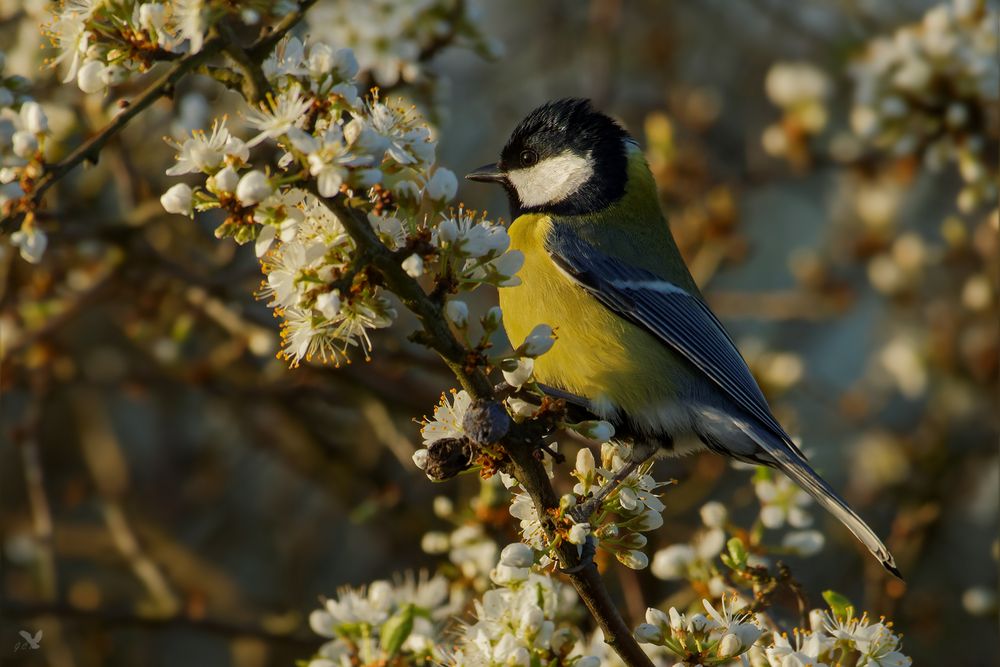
[466,98,633,218]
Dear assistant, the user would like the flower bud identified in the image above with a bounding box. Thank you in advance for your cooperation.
[645,607,670,628]
[575,447,595,476]
[717,633,742,657]
[11,131,37,158]
[426,167,458,201]
[568,522,589,545]
[411,448,428,470]
[101,65,128,86]
[77,60,107,94]
[401,253,424,278]
[491,563,529,585]
[574,420,615,442]
[210,165,239,194]
[617,549,648,570]
[235,170,272,205]
[444,299,468,327]
[482,306,502,330]
[632,509,664,531]
[517,323,555,357]
[160,183,193,216]
[315,291,341,319]
[20,102,47,134]
[432,496,453,518]
[499,542,534,568]
[634,623,663,644]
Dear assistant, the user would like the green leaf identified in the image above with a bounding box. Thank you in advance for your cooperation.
[726,537,748,569]
[822,590,855,621]
[380,603,415,658]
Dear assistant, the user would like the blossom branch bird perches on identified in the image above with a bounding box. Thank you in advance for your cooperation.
[311,186,656,667]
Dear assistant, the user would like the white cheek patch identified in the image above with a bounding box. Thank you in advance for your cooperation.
[506,150,594,208]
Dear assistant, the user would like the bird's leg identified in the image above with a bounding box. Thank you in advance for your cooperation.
[559,534,598,574]
[571,458,643,524]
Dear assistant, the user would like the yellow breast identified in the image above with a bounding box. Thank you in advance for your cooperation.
[499,214,676,415]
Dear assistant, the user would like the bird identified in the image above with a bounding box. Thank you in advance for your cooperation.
[466,98,900,578]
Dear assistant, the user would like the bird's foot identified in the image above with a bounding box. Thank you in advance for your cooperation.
[559,535,598,574]
[573,458,642,523]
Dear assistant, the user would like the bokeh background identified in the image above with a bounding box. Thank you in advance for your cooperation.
[1,0,997,665]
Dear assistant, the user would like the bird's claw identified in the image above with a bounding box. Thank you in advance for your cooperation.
[559,535,598,574]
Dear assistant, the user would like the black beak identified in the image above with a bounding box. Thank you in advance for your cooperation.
[465,162,506,183]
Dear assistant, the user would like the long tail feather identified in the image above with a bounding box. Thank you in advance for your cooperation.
[745,427,901,579]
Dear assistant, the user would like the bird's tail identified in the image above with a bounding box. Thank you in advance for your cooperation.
[747,427,901,579]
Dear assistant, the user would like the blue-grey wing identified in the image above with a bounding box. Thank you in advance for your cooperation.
[544,224,799,452]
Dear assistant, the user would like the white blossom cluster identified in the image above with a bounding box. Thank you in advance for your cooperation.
[45,0,297,95]
[161,35,522,366]
[0,53,49,263]
[307,572,456,665]
[448,543,600,667]
[570,441,672,570]
[761,61,831,162]
[306,0,502,88]
[849,0,999,213]
[635,596,763,666]
[759,607,912,667]
[633,596,912,667]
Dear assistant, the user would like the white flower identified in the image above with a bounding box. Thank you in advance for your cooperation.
[166,119,236,175]
[517,324,556,357]
[307,125,377,197]
[509,492,547,550]
[245,85,313,146]
[10,224,47,264]
[160,183,193,216]
[444,299,468,327]
[76,59,106,94]
[699,501,728,528]
[426,167,458,201]
[139,3,167,32]
[235,170,272,205]
[421,390,471,445]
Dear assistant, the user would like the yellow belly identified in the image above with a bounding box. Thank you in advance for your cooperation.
[499,214,675,415]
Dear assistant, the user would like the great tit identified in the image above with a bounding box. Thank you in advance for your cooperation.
[466,98,899,578]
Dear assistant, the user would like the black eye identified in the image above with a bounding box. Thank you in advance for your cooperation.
[519,149,538,166]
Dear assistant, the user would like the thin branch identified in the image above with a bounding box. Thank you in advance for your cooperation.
[1,0,318,228]
[311,187,655,667]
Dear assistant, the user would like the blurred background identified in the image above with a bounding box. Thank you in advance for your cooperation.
[1,0,997,665]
